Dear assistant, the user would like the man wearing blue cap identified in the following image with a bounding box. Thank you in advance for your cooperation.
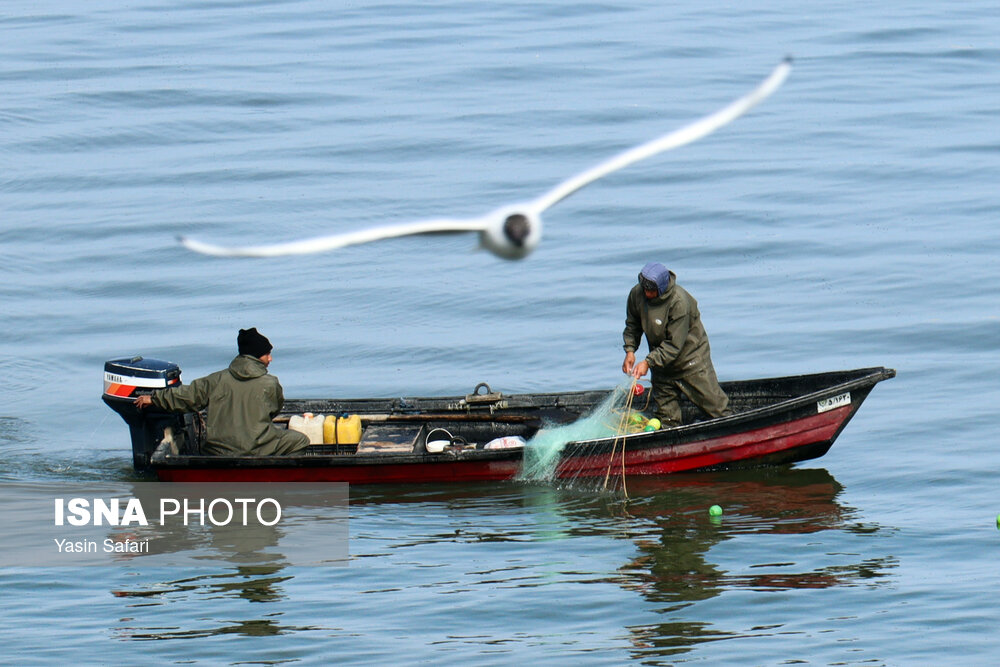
[622,263,731,427]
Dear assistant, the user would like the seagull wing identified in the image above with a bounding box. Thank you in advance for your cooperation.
[179,217,491,257]
[529,58,792,213]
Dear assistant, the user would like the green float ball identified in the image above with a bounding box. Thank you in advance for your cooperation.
[647,418,661,430]
[709,505,723,517]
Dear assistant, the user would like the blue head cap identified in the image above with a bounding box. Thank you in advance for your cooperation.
[638,262,671,296]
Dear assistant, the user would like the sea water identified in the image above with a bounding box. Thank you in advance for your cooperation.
[3,0,1000,664]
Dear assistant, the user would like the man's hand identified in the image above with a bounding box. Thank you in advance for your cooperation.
[134,395,153,409]
[631,359,650,379]
[622,351,636,375]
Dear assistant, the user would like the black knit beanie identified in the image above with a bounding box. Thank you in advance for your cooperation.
[237,327,272,358]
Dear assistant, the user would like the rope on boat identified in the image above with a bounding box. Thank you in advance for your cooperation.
[603,378,636,498]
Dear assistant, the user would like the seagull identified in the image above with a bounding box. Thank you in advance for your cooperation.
[180,58,791,260]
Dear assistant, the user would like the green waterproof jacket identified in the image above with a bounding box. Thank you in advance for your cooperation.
[150,355,298,456]
[623,271,715,380]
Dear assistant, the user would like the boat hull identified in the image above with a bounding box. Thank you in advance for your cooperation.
[149,366,888,484]
[154,421,837,483]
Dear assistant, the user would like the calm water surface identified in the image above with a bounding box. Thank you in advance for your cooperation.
[2,0,999,664]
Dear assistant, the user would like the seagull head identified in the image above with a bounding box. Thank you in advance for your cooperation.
[478,206,542,259]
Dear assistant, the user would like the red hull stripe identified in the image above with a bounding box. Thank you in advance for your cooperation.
[555,406,847,477]
[156,406,852,484]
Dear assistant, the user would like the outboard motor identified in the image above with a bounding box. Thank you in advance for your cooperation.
[102,356,198,471]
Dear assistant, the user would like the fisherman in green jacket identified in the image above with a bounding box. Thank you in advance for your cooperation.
[622,263,731,427]
[134,328,309,456]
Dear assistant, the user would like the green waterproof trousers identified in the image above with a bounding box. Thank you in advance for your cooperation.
[651,364,731,427]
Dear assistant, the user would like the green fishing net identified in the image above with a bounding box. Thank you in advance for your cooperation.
[518,381,647,481]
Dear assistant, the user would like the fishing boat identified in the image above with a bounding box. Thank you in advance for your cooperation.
[103,358,894,484]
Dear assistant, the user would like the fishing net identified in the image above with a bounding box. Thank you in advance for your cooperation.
[517,380,652,484]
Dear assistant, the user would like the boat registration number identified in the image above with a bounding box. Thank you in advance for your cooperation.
[817,392,851,413]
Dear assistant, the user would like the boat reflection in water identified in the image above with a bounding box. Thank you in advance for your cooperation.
[612,467,897,659]
[352,465,896,659]
[618,467,893,589]
[107,467,895,652]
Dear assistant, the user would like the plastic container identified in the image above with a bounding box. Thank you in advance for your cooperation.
[483,436,526,450]
[289,413,324,444]
[425,438,449,454]
[323,414,362,445]
[424,427,473,453]
[424,427,452,453]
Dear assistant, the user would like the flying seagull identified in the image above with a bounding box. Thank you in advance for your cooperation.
[180,58,791,260]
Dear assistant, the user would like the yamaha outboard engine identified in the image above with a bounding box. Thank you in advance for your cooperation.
[102,356,198,471]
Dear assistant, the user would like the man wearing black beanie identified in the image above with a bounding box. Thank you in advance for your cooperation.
[237,327,272,359]
[134,328,309,456]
